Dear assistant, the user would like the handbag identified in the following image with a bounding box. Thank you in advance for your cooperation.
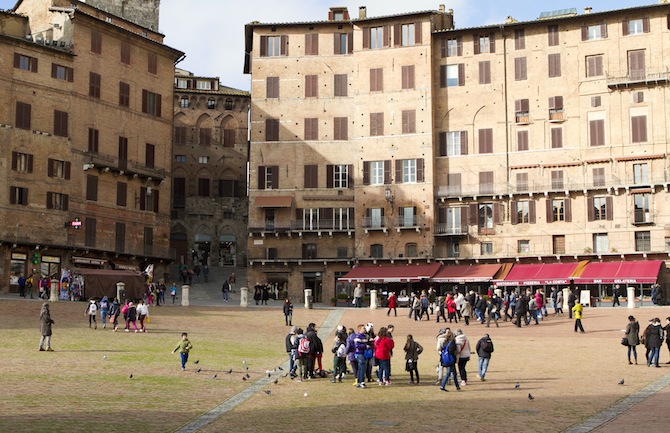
[620,337,629,346]
[364,347,373,359]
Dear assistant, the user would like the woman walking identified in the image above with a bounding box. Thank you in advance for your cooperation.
[39,303,55,351]
[624,315,640,365]
[454,329,471,386]
[404,334,423,384]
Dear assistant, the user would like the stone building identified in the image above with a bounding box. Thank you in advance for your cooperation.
[170,68,250,268]
[244,4,670,303]
[0,0,183,293]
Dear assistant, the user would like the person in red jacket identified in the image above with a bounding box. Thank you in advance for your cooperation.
[387,292,398,317]
[374,327,395,385]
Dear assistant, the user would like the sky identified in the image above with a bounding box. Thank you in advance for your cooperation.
[0,0,658,91]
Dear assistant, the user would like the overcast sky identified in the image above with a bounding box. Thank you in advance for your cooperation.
[1,0,657,90]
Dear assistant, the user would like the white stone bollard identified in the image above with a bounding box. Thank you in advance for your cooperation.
[240,287,248,307]
[116,282,126,302]
[627,287,636,309]
[370,289,378,309]
[304,289,313,309]
[181,285,190,306]
[49,278,59,302]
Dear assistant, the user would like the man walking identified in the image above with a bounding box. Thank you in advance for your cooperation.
[476,333,494,381]
[221,280,229,302]
[353,283,364,308]
[572,298,585,333]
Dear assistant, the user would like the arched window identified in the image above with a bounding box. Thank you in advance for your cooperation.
[179,96,189,108]
[207,98,216,109]
[224,98,233,110]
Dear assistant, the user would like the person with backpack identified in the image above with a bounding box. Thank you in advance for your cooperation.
[294,328,307,381]
[285,326,297,377]
[439,331,460,392]
[411,294,421,321]
[404,334,423,385]
[221,280,230,302]
[125,302,138,332]
[85,298,98,329]
[109,298,121,332]
[331,327,347,383]
[99,296,110,329]
[353,324,371,388]
[419,291,430,321]
[435,328,450,385]
[476,333,494,381]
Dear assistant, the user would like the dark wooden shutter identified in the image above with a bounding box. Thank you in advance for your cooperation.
[461,131,468,155]
[51,63,57,78]
[489,33,495,53]
[551,128,563,148]
[142,89,148,113]
[363,161,370,185]
[473,35,480,54]
[271,166,279,189]
[363,27,370,49]
[31,57,37,73]
[348,164,354,188]
[47,158,54,177]
[457,38,463,56]
[64,161,71,180]
[27,154,33,173]
[587,197,595,221]
[417,158,424,182]
[564,198,572,222]
[260,36,267,57]
[469,203,478,225]
[383,25,390,47]
[581,26,588,41]
[14,52,20,68]
[493,203,501,225]
[347,32,353,53]
[258,166,266,190]
[510,201,518,225]
[395,160,403,184]
[326,165,334,188]
[600,24,607,38]
[643,17,650,33]
[439,132,447,156]
[11,152,17,170]
[622,20,630,36]
[415,22,422,44]
[546,199,553,222]
[280,35,288,56]
[333,32,340,54]
[394,24,400,46]
[384,160,391,184]
[440,37,447,58]
[439,65,447,88]
[458,64,465,86]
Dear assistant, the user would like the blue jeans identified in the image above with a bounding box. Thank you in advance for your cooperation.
[100,309,108,326]
[478,357,490,379]
[180,352,189,369]
[440,365,458,388]
[355,354,367,384]
[378,359,390,382]
[627,345,637,362]
[648,347,660,366]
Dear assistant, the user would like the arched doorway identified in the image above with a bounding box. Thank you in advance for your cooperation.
[219,234,236,267]
[194,233,212,266]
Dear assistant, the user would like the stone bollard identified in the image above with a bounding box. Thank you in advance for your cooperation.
[304,289,313,309]
[562,287,571,311]
[116,282,126,303]
[240,287,248,307]
[49,278,59,302]
[627,286,636,308]
[494,289,503,299]
[181,285,190,306]
[370,289,378,309]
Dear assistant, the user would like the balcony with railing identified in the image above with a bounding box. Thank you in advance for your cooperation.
[85,152,167,181]
[393,215,424,232]
[362,216,389,234]
[607,68,669,89]
[248,221,292,236]
[434,223,468,236]
[289,219,354,236]
[548,110,565,123]
[632,210,654,226]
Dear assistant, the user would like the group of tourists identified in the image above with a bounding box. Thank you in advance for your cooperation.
[623,315,670,367]
[392,286,587,333]
[82,297,150,333]
[284,321,495,391]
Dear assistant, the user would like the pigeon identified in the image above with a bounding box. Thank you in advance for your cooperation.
[277,366,284,371]
[245,373,250,379]
[515,382,520,389]
[194,360,199,365]
[212,374,218,379]
[281,373,289,378]
[195,368,202,373]
[245,366,249,370]
[267,373,271,378]
[129,373,133,379]
[618,379,625,385]
[243,376,247,381]
[103,355,107,360]
[226,369,233,374]
[528,393,534,401]
[242,360,247,365]
[263,390,271,395]
[273,379,278,384]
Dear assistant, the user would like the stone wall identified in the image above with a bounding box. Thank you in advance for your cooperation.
[82,0,160,32]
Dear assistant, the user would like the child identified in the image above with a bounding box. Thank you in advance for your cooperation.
[331,327,347,383]
[85,299,98,329]
[172,332,193,371]
[404,334,423,384]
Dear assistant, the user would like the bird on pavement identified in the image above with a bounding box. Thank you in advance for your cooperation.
[515,382,521,389]
[277,366,284,371]
[267,373,271,378]
[242,376,247,381]
[129,373,133,379]
[263,390,271,395]
[195,368,202,373]
[618,379,625,385]
[245,373,250,379]
[194,360,199,365]
[226,368,233,374]
[528,393,534,401]
[273,379,278,384]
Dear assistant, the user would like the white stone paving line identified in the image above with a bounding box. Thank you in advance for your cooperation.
[564,372,670,433]
[174,309,346,433]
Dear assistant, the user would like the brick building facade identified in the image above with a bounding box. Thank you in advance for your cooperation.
[0,0,182,293]
[244,4,670,303]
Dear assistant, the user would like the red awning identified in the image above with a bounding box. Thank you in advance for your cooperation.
[431,264,502,283]
[339,263,441,283]
[495,262,580,287]
[254,196,293,208]
[573,260,663,285]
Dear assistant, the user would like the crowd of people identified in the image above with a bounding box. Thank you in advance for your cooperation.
[623,315,670,367]
[283,320,497,391]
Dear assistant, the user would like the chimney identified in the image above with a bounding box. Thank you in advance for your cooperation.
[506,16,517,23]
[359,6,367,19]
[439,4,445,13]
[584,6,592,13]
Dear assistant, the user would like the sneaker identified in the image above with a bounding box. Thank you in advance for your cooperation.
[39,348,45,351]
[134,330,138,333]
[460,380,466,387]
[408,380,415,385]
[125,329,129,332]
[385,381,392,386]
[439,387,448,392]
[181,367,185,371]
[295,379,302,382]
[378,381,384,386]
[46,348,54,352]
[480,377,486,381]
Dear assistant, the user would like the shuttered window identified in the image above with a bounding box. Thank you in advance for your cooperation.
[401,65,415,89]
[119,81,130,107]
[266,76,279,98]
[333,117,348,140]
[334,74,348,96]
[514,29,525,50]
[589,119,605,146]
[306,33,319,55]
[54,110,68,137]
[86,175,98,201]
[586,55,603,77]
[15,101,31,130]
[517,130,529,151]
[148,52,158,74]
[89,72,101,98]
[551,128,563,149]
[478,128,493,154]
[370,68,383,92]
[631,115,648,143]
[548,53,561,77]
[401,110,416,134]
[547,25,559,46]
[514,57,527,80]
[479,61,491,84]
[265,118,279,141]
[304,165,318,188]
[304,118,318,140]
[305,75,318,98]
[370,112,384,136]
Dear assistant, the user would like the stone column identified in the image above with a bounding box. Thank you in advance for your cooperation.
[181,285,190,307]
[562,288,571,311]
[49,278,59,302]
[116,282,126,302]
[304,289,313,309]
[627,286,636,309]
[240,287,248,307]
[370,289,378,309]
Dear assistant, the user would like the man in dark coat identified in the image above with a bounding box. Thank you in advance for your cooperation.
[567,289,576,319]
[515,291,528,328]
[39,303,55,351]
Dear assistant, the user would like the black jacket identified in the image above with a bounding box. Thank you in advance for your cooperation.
[476,336,494,358]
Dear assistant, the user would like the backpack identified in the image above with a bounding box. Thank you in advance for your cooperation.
[336,343,347,358]
[440,340,456,367]
[421,297,429,308]
[298,336,310,354]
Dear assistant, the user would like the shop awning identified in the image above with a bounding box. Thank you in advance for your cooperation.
[254,196,293,208]
[431,264,502,283]
[339,263,441,283]
[495,262,586,287]
[573,260,663,285]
